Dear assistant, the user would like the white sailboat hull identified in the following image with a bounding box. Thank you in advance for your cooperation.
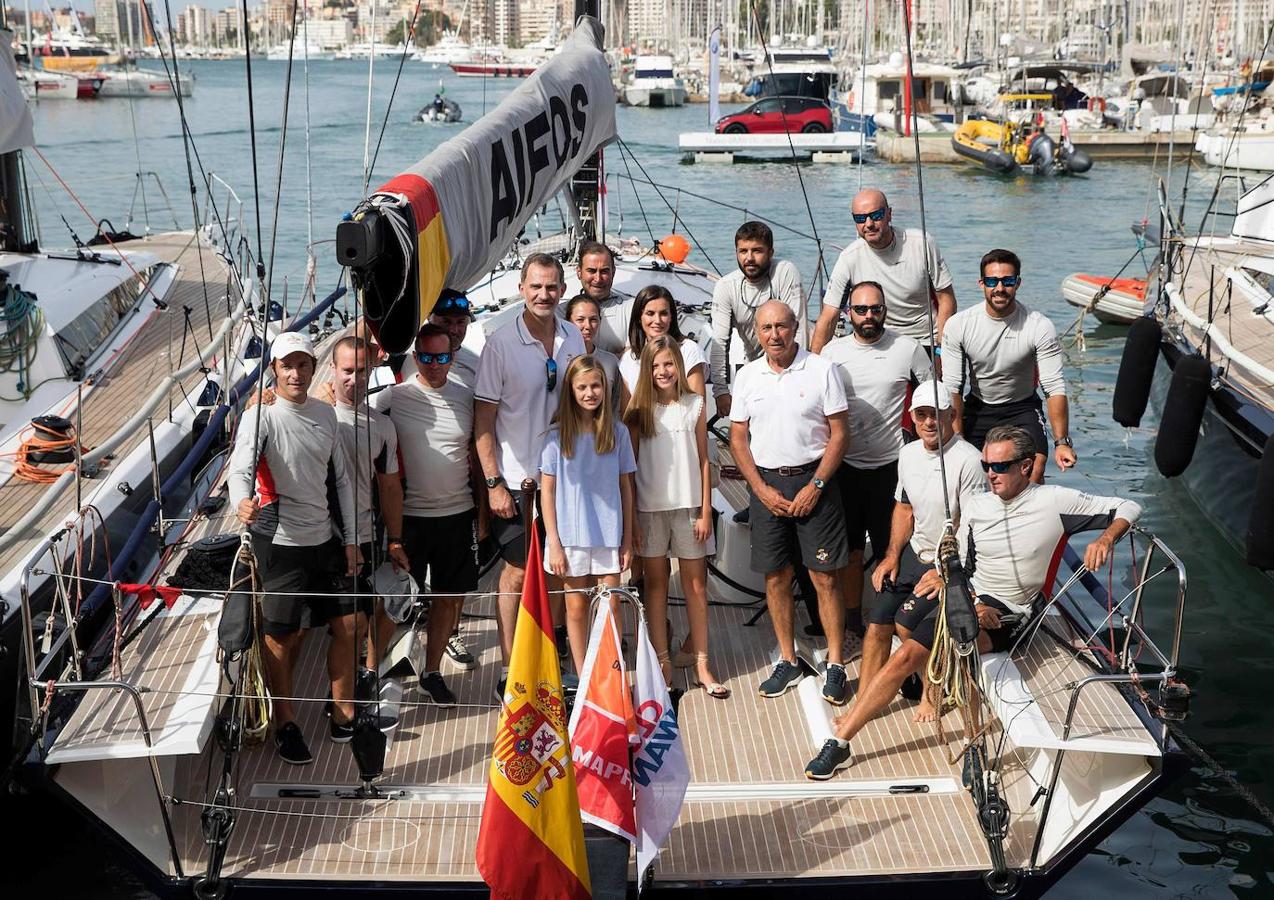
[1196,130,1274,172]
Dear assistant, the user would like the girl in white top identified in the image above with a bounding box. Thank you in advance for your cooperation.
[541,356,637,673]
[618,285,708,406]
[623,336,728,698]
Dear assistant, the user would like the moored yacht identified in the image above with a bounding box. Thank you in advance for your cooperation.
[9,17,1197,899]
[623,55,687,107]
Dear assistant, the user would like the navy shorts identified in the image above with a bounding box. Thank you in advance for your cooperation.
[403,509,479,594]
[867,546,937,630]
[749,465,849,574]
[252,536,364,637]
[837,460,898,558]
[909,595,1036,654]
[962,395,1048,456]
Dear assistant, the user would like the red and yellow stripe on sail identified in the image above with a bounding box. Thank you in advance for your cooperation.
[377,173,451,326]
[476,524,591,900]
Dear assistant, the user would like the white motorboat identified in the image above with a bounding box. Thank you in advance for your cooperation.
[415,32,471,66]
[336,42,410,60]
[95,66,195,98]
[835,56,969,135]
[1061,272,1149,324]
[265,40,329,61]
[623,55,687,107]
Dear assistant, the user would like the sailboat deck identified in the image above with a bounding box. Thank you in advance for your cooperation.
[1177,239,1274,409]
[0,231,234,574]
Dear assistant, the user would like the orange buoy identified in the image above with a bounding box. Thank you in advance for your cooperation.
[658,234,690,265]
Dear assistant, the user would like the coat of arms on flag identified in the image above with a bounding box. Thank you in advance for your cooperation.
[495,682,571,798]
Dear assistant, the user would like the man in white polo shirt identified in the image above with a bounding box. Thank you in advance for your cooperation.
[865,380,984,714]
[475,253,586,698]
[730,300,852,705]
[821,281,930,645]
[382,323,478,708]
[811,188,956,353]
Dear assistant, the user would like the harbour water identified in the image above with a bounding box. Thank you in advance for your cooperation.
[14,59,1274,897]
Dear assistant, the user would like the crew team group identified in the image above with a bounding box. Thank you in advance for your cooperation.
[229,187,1143,780]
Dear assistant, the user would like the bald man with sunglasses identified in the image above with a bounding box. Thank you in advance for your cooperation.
[811,189,956,354]
[804,423,1140,780]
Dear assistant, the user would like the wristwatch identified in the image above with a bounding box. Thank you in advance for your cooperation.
[485,474,505,489]
[387,537,403,547]
[812,477,827,490]
[1054,436,1074,448]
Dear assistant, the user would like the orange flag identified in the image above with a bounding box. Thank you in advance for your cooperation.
[476,523,591,900]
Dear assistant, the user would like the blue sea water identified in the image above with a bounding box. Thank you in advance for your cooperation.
[19,56,1274,897]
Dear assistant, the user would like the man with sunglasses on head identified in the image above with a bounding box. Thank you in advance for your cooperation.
[820,281,930,656]
[805,424,1139,779]
[811,189,956,355]
[475,253,585,699]
[429,288,481,390]
[710,220,808,418]
[941,249,1075,484]
[382,323,481,706]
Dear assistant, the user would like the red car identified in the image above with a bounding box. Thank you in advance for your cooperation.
[715,96,833,134]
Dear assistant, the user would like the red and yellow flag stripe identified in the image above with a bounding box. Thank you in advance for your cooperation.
[377,173,451,327]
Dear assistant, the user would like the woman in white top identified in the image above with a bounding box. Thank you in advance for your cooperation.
[623,335,727,698]
[618,285,708,407]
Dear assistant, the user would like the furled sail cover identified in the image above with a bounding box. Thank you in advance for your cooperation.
[1,29,35,154]
[360,16,614,352]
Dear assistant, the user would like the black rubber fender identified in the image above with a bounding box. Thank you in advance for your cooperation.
[1113,316,1162,427]
[1245,434,1274,570]
[1064,147,1093,173]
[1154,354,1212,477]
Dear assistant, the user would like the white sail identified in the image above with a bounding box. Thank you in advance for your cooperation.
[1,28,35,154]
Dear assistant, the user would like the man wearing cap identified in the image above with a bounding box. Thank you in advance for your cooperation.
[820,281,930,650]
[729,300,852,705]
[862,380,984,717]
[570,241,632,355]
[228,331,361,766]
[430,288,481,390]
[811,188,956,354]
[382,323,480,707]
[710,220,808,418]
[941,249,1075,483]
[475,253,586,699]
[805,424,1139,780]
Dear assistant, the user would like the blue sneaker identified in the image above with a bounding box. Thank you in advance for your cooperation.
[758,659,804,697]
[805,739,853,780]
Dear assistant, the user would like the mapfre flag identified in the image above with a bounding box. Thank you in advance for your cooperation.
[632,614,690,885]
[476,525,591,900]
[568,599,638,843]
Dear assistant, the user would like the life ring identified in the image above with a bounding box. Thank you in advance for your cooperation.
[1153,354,1211,477]
[1246,435,1274,570]
[1112,316,1161,427]
[1087,96,1107,114]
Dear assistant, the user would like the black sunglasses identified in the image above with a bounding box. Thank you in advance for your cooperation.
[851,207,888,224]
[849,304,886,316]
[981,456,1031,473]
[545,358,558,391]
[416,351,453,365]
[982,275,1020,288]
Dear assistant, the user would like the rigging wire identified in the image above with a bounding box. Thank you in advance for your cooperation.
[265,0,303,305]
[361,2,378,192]
[302,0,317,308]
[366,0,426,182]
[240,0,269,289]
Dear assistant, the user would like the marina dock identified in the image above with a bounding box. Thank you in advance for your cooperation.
[679,131,865,163]
[875,129,1206,163]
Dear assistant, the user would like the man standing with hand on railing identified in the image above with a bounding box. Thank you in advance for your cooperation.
[229,331,361,767]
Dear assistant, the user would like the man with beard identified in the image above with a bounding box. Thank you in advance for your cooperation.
[821,282,929,658]
[570,241,632,354]
[811,189,956,354]
[710,220,807,418]
[941,249,1075,483]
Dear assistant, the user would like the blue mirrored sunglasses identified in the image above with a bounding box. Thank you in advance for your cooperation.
[435,295,471,314]
[545,358,558,391]
[416,351,453,365]
[982,275,1020,288]
[851,207,888,224]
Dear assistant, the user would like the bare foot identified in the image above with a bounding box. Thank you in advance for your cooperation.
[912,696,939,723]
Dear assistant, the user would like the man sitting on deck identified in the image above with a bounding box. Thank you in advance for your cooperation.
[803,424,1141,780]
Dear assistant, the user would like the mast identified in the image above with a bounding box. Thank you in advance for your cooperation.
[1,9,35,251]
[572,0,601,243]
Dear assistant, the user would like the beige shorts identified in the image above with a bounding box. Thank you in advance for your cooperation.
[544,545,621,578]
[638,508,715,559]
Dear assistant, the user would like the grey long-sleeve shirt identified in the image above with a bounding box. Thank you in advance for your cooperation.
[941,301,1067,405]
[709,260,807,396]
[959,483,1141,614]
[228,396,358,547]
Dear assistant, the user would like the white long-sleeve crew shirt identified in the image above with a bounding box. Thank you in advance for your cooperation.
[941,301,1067,405]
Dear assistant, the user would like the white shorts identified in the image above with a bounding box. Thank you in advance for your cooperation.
[545,545,621,578]
[637,508,715,559]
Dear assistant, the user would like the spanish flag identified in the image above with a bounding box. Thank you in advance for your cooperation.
[476,523,591,900]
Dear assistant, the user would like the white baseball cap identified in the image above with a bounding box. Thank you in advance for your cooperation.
[271,331,316,362]
[910,379,952,413]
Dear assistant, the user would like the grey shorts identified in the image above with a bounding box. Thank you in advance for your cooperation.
[748,465,849,574]
[638,507,714,559]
